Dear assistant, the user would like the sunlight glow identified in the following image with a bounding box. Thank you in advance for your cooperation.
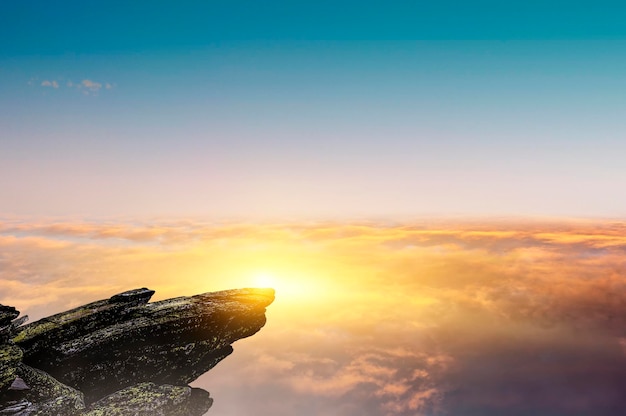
[253,272,278,289]
[246,270,327,302]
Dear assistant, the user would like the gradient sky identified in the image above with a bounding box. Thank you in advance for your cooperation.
[2,1,626,219]
[2,3,626,416]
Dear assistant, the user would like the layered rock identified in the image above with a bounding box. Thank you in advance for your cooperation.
[0,287,274,415]
[84,382,212,416]
[0,305,25,392]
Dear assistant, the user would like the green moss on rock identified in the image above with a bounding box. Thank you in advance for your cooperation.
[0,344,23,391]
[84,382,212,416]
[2,287,274,415]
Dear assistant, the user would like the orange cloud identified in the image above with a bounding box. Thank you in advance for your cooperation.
[2,217,625,415]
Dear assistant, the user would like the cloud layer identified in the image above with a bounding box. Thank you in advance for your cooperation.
[1,218,625,415]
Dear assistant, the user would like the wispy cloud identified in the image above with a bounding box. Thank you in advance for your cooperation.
[30,78,114,95]
[40,80,59,88]
[77,79,102,94]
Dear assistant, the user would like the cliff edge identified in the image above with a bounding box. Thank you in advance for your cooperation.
[0,287,275,415]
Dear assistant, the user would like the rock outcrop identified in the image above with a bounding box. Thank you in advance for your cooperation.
[0,287,274,415]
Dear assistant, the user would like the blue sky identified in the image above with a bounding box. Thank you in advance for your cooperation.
[2,0,626,54]
[2,2,626,219]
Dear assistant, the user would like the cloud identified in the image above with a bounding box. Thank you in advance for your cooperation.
[439,321,626,415]
[80,79,102,93]
[30,78,113,94]
[199,342,448,416]
[40,80,59,88]
[1,218,625,415]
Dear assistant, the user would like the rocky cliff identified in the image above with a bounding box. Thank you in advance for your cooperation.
[0,287,275,415]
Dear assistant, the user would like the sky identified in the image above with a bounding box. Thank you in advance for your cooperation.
[2,2,626,415]
[2,1,626,219]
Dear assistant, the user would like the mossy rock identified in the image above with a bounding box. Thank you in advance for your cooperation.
[84,382,212,416]
[0,344,23,391]
[3,287,274,415]
[0,364,85,415]
[0,305,19,327]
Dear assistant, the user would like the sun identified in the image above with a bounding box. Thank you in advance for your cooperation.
[247,270,324,301]
[252,272,278,289]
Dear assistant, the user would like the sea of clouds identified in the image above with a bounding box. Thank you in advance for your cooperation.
[1,218,625,415]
